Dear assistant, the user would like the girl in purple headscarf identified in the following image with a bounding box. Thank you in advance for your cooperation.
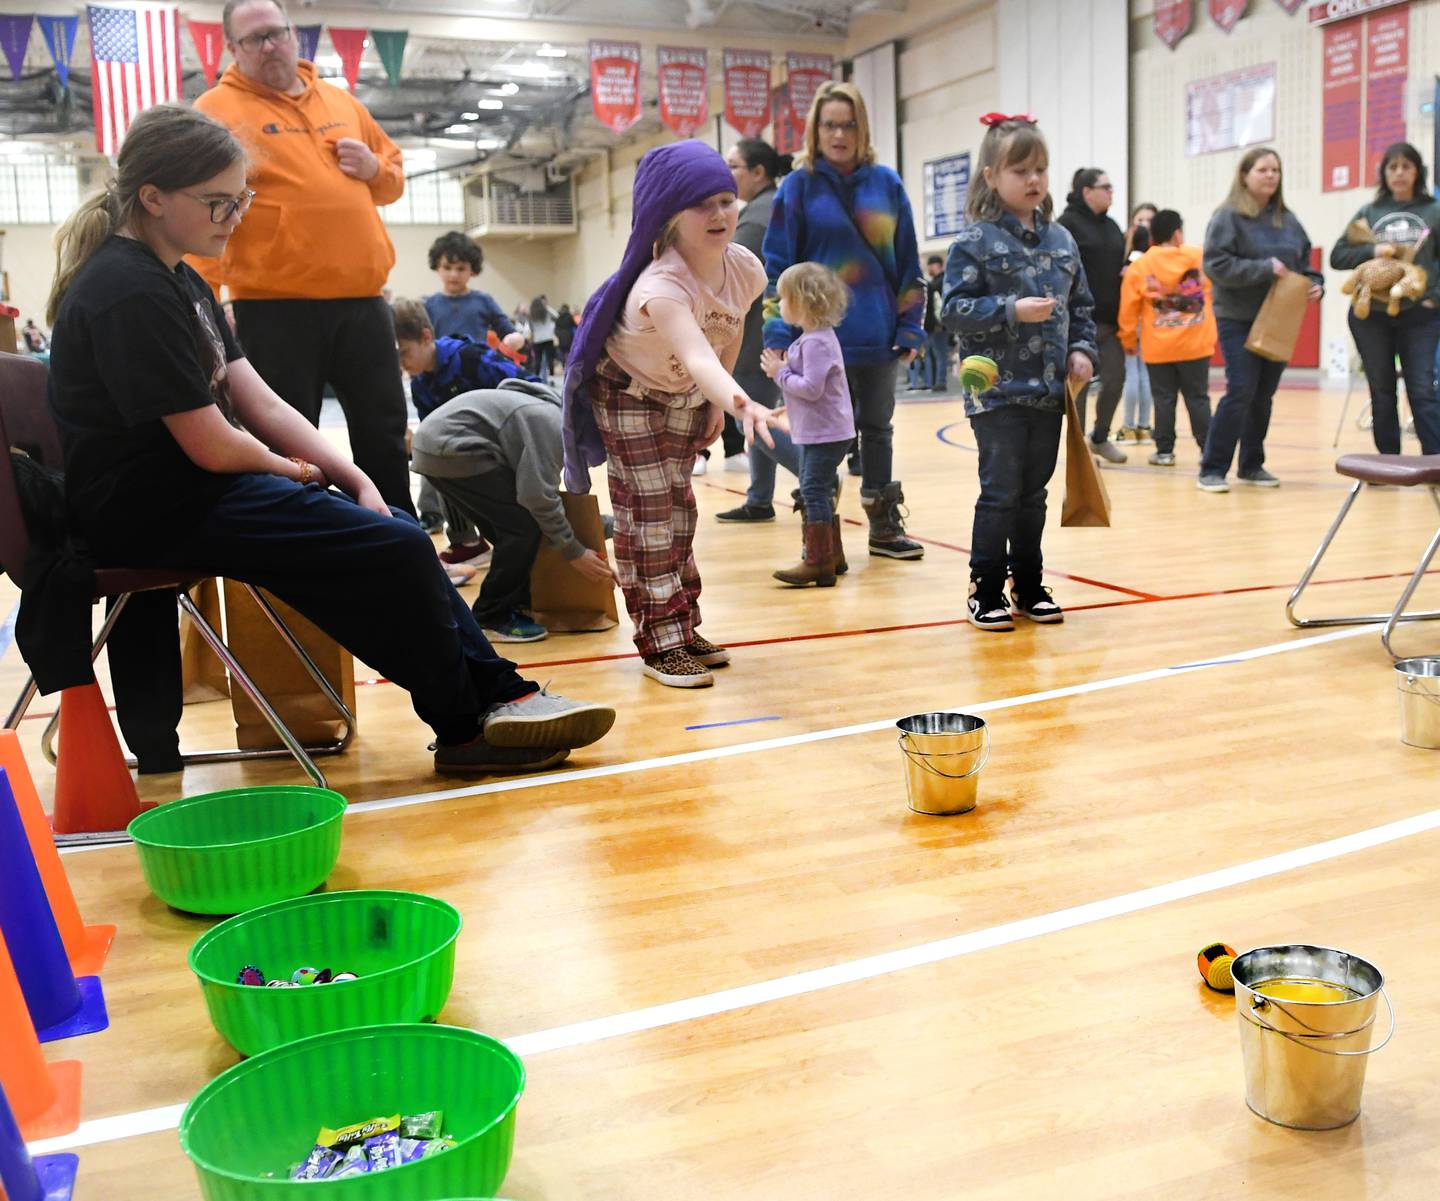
[563,140,782,689]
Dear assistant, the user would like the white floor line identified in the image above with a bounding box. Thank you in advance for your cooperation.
[31,794,1440,1157]
[56,622,1377,856]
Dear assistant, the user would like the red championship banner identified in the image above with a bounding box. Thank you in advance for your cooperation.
[786,52,832,127]
[656,46,707,137]
[771,82,802,155]
[187,18,224,88]
[724,48,771,138]
[1154,0,1194,47]
[1209,0,1248,31]
[1321,18,1363,191]
[1308,0,1407,24]
[1363,4,1408,180]
[588,39,641,134]
[1274,0,1305,11]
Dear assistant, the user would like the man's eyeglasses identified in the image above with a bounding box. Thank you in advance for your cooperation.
[234,25,292,53]
[819,120,858,134]
[184,189,256,223]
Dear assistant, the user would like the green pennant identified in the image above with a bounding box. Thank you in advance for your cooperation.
[371,29,407,87]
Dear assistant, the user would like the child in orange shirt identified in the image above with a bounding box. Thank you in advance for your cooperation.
[1117,209,1216,467]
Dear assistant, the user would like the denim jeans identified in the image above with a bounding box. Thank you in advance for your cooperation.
[1123,348,1153,428]
[848,358,900,492]
[1348,303,1440,455]
[797,439,850,523]
[925,330,950,388]
[1200,317,1287,479]
[737,368,800,507]
[1145,357,1212,455]
[969,404,1063,591]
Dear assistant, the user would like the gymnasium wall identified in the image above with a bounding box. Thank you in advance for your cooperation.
[1129,0,1440,373]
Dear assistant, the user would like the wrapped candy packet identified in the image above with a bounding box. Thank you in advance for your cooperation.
[330,1147,370,1179]
[363,1130,404,1172]
[317,1114,400,1151]
[288,1144,340,1181]
[421,1137,457,1158]
[400,1111,444,1140]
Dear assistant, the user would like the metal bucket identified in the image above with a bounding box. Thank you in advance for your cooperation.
[896,713,989,815]
[1233,945,1394,1130]
[1394,657,1440,749]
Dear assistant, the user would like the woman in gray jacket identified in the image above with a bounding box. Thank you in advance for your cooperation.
[1200,146,1323,492]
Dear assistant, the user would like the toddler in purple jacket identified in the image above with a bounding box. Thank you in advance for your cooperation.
[761,263,856,586]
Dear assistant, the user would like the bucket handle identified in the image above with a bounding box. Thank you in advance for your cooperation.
[1400,675,1440,707]
[897,725,991,781]
[1246,987,1395,1057]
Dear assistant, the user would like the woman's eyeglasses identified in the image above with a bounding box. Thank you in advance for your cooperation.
[184,189,257,223]
[234,25,292,53]
[819,120,859,134]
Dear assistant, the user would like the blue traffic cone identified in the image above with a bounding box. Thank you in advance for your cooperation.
[0,768,107,1042]
[0,1082,78,1201]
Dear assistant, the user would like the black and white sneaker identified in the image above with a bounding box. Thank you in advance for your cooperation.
[1011,585,1064,624]
[967,590,1015,631]
[715,503,775,523]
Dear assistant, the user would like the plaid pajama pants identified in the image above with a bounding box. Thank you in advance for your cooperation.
[592,358,711,657]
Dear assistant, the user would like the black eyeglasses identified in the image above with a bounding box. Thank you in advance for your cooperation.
[183,189,256,223]
[234,25,293,53]
[819,120,858,134]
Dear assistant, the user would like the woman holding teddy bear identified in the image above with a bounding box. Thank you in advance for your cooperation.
[1330,141,1440,456]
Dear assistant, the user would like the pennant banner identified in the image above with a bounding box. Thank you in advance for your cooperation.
[88,2,183,156]
[771,82,802,156]
[1154,0,1194,48]
[589,39,642,134]
[371,29,406,87]
[723,48,770,139]
[295,23,322,62]
[39,15,79,88]
[656,46,707,138]
[327,27,367,90]
[1273,0,1304,11]
[187,18,223,88]
[1209,0,1249,32]
[786,52,832,128]
[0,15,32,82]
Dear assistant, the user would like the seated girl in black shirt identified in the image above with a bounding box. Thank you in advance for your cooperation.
[45,104,614,774]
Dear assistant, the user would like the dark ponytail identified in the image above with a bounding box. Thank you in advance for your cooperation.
[1067,167,1105,207]
[734,138,792,182]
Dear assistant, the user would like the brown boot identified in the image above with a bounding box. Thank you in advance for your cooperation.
[774,520,837,587]
[832,515,848,575]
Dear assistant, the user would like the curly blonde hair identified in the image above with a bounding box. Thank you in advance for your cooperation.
[778,262,850,329]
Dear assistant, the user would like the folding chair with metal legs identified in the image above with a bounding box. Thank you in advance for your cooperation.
[1286,453,1440,659]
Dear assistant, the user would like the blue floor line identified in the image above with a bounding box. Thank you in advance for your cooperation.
[686,715,782,731]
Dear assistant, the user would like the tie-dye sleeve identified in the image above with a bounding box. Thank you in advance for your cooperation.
[939,228,1017,337]
[761,178,802,351]
[891,187,926,350]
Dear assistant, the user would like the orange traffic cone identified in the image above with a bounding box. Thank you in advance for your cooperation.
[0,731,115,976]
[51,683,142,837]
[0,929,81,1141]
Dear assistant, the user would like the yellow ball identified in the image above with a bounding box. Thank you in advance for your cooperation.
[1197,942,1237,992]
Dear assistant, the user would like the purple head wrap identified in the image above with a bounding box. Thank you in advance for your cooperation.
[562,140,738,493]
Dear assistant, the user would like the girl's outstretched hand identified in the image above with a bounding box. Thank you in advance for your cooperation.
[738,396,784,449]
[1066,351,1094,385]
[760,347,786,379]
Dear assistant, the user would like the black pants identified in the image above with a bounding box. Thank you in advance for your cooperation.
[1348,303,1440,454]
[233,297,416,516]
[427,469,542,628]
[1077,322,1125,442]
[969,405,1063,591]
[100,474,533,749]
[1145,357,1212,454]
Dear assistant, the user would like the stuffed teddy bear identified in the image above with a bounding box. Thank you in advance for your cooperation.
[1341,219,1430,319]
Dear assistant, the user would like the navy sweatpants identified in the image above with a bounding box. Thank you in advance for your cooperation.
[102,473,534,751]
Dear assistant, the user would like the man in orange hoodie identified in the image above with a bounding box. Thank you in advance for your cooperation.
[192,0,414,513]
[1117,209,1216,468]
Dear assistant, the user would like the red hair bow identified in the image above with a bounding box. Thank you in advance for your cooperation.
[979,112,1036,126]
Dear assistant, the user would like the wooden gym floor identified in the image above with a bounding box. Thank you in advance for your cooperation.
[9,376,1440,1199]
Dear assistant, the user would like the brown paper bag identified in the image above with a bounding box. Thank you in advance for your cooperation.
[528,493,619,633]
[1244,272,1312,363]
[180,578,229,703]
[1061,376,1112,528]
[222,581,356,750]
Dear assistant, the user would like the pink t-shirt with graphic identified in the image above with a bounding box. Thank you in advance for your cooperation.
[604,242,766,396]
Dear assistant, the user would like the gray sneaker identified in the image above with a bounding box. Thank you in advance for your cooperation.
[1197,474,1229,493]
[433,739,570,777]
[1148,452,1176,467]
[1237,469,1280,487]
[1090,439,1128,464]
[482,687,617,749]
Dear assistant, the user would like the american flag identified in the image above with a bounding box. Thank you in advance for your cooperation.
[87,3,181,156]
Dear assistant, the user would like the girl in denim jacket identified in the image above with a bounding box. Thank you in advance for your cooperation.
[941,116,1098,631]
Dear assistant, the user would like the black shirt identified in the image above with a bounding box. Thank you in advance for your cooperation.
[47,236,244,551]
[1057,199,1127,326]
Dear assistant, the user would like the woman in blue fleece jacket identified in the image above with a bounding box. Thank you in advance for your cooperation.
[761,80,927,560]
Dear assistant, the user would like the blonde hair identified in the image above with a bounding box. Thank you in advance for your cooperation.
[47,104,243,324]
[390,298,433,343]
[795,81,876,172]
[653,214,682,259]
[777,262,850,329]
[966,118,1051,225]
[1223,146,1286,226]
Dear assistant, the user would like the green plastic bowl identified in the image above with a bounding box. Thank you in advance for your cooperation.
[180,1024,524,1200]
[127,787,347,915]
[189,890,462,1056]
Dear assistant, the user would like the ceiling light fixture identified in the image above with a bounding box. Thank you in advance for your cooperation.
[478,98,504,110]
[536,44,567,57]
[445,123,473,134]
[462,111,481,120]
